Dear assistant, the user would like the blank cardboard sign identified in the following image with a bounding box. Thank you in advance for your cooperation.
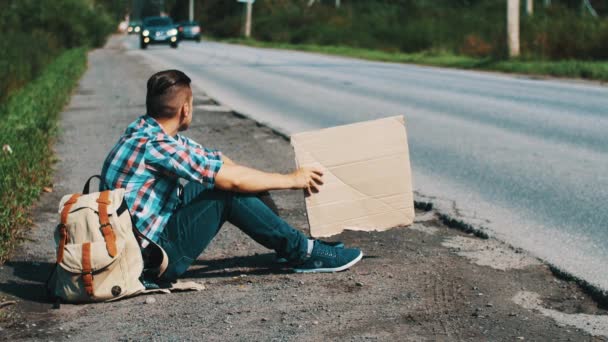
[291,115,414,238]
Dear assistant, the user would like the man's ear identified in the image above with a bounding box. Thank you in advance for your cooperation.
[184,100,192,115]
[181,99,191,119]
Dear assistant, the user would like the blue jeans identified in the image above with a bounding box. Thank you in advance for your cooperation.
[158,182,309,281]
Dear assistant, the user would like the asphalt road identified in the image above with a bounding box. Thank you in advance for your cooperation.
[123,36,608,292]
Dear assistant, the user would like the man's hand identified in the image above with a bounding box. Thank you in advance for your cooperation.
[290,167,324,195]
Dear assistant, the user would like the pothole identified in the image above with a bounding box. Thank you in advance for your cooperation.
[441,236,541,271]
[513,291,608,337]
[409,213,439,235]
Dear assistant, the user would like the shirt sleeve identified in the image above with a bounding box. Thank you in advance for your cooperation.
[179,135,223,162]
[145,135,223,189]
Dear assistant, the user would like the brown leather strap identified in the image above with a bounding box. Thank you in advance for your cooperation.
[61,194,80,225]
[56,194,80,264]
[81,242,94,297]
[97,191,118,257]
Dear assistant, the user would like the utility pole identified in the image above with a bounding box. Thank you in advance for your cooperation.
[582,0,598,17]
[507,0,520,58]
[189,0,193,21]
[526,0,533,16]
[237,0,254,37]
[245,1,252,38]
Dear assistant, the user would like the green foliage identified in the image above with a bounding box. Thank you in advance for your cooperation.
[170,0,242,37]
[521,5,608,60]
[0,0,115,103]
[0,0,117,261]
[187,0,608,62]
[0,49,87,261]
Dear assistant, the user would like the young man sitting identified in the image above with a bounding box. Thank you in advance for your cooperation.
[101,69,363,282]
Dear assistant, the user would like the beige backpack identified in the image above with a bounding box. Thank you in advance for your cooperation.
[47,177,153,303]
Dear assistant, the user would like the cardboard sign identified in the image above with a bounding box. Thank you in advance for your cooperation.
[291,115,415,237]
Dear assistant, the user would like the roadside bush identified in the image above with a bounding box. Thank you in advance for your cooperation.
[0,0,114,104]
[0,31,61,103]
[3,0,114,48]
[0,49,87,261]
[194,0,608,61]
[460,34,494,57]
[521,6,608,60]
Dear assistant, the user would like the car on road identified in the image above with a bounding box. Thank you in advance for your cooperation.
[140,16,179,49]
[177,21,202,42]
[127,20,142,34]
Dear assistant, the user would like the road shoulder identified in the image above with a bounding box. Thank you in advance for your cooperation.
[0,35,606,341]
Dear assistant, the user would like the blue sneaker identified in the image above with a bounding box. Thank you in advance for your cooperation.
[275,240,344,264]
[293,240,363,273]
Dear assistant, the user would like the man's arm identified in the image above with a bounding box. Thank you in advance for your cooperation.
[221,154,236,166]
[215,164,323,194]
[178,135,321,193]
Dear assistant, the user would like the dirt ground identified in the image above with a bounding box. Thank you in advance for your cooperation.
[0,36,607,341]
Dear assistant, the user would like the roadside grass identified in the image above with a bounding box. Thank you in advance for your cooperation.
[223,39,608,82]
[0,48,87,262]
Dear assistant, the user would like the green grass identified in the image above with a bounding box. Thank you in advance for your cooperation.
[223,38,608,82]
[0,48,87,262]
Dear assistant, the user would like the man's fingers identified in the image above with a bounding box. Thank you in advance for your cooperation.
[295,167,324,193]
[311,173,324,185]
[309,181,320,193]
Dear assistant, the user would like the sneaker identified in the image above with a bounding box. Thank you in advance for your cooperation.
[275,240,345,264]
[293,240,363,273]
[320,240,345,249]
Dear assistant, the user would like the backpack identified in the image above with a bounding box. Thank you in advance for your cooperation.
[46,176,165,303]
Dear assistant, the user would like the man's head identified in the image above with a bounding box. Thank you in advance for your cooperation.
[146,70,193,131]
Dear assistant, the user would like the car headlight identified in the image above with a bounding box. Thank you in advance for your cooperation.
[142,30,150,37]
[167,28,178,36]
[134,26,140,32]
[127,27,133,32]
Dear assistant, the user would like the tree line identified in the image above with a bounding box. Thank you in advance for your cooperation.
[148,0,608,60]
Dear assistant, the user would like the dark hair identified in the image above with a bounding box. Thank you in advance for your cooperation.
[146,70,192,119]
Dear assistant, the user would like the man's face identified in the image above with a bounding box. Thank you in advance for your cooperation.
[178,88,194,132]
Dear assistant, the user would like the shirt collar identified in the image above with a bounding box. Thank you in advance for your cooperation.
[142,114,180,138]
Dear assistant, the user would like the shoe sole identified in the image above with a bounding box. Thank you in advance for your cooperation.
[293,251,363,273]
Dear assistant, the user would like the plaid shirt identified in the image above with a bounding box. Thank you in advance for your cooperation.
[101,115,223,246]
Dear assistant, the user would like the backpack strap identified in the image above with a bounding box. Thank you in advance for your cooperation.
[81,242,95,297]
[97,190,118,257]
[56,194,80,264]
[82,175,110,194]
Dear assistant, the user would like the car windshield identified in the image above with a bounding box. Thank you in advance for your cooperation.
[145,18,172,26]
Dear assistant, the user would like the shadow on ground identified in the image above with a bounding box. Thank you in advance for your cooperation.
[0,261,55,303]
[186,252,379,279]
[186,253,292,278]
